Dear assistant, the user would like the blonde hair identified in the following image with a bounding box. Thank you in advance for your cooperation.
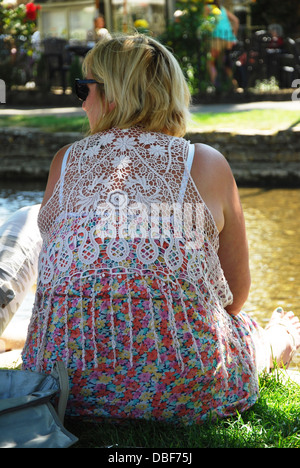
[82,34,191,137]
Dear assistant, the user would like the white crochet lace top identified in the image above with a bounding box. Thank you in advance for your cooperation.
[32,126,241,372]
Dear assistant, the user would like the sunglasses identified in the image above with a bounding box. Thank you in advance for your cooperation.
[75,78,102,101]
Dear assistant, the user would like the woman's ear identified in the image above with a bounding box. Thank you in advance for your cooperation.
[101,95,115,116]
[107,101,116,112]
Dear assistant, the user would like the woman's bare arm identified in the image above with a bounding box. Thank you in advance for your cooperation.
[226,9,240,37]
[191,143,251,316]
[40,144,71,209]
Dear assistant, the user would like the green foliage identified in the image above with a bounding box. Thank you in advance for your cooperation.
[159,0,219,95]
[0,1,41,88]
[0,0,4,34]
[1,2,40,52]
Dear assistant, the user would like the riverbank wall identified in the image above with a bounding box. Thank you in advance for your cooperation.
[187,127,300,187]
[0,126,299,187]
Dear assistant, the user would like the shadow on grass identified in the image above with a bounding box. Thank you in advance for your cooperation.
[288,118,300,130]
[65,373,300,449]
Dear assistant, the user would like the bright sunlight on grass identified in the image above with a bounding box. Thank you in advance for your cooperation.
[189,109,300,132]
[0,115,88,133]
[1,109,300,134]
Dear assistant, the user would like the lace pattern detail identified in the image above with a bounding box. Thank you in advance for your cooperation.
[26,127,251,377]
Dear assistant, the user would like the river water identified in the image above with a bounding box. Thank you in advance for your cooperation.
[0,185,299,344]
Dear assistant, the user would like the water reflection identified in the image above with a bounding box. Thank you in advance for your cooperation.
[240,188,300,324]
[0,186,299,328]
[0,184,44,221]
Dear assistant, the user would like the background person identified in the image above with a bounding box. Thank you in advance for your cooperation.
[206,0,239,90]
[94,15,111,42]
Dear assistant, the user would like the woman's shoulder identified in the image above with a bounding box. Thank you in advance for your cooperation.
[190,143,237,231]
[49,143,73,176]
[192,143,234,182]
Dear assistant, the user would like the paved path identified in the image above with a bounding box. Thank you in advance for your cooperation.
[1,99,300,118]
[191,99,300,113]
[0,106,85,117]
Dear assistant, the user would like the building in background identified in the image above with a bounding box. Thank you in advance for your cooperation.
[7,0,282,42]
[36,0,254,41]
[36,0,173,40]
[37,0,97,40]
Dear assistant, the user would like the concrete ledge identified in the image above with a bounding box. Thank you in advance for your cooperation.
[0,127,299,186]
[187,128,300,186]
[0,127,79,182]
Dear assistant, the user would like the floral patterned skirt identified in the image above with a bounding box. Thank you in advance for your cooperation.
[22,275,262,425]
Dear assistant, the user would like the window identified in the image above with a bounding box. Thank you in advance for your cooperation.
[111,0,166,36]
[39,1,96,40]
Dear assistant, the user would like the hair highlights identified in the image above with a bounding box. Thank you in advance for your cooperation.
[82,34,191,137]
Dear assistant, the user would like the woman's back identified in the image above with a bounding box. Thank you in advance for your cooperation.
[21,35,262,425]
[22,127,259,424]
[37,126,231,307]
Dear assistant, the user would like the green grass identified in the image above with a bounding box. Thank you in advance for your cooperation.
[0,115,88,133]
[1,109,300,133]
[1,360,299,448]
[189,109,300,132]
[65,371,300,448]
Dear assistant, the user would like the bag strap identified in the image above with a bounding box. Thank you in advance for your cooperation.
[53,361,69,423]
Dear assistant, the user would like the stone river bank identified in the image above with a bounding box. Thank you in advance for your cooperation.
[0,126,299,186]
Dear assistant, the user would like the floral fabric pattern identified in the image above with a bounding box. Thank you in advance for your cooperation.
[22,127,260,424]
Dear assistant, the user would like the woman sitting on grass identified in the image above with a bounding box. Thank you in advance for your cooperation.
[22,34,300,424]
